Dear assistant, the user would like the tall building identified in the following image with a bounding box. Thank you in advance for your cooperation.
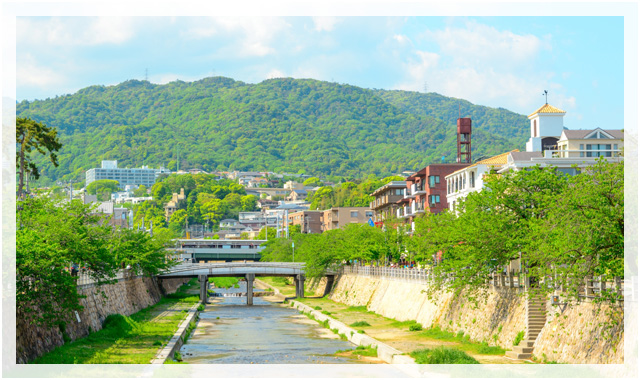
[85,160,169,188]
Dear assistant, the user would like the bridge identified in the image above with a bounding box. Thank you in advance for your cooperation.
[158,262,327,305]
[171,239,267,262]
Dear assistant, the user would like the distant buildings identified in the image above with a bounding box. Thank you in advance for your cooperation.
[85,160,170,188]
[321,207,373,232]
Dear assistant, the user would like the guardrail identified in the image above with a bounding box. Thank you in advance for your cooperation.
[340,265,432,284]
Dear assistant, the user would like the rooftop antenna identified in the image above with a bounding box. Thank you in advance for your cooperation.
[543,90,548,104]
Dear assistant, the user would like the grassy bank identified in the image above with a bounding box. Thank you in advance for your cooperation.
[209,277,240,289]
[279,292,516,364]
[31,279,200,364]
[259,277,314,298]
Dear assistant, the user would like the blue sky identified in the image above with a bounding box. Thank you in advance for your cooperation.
[15,14,625,130]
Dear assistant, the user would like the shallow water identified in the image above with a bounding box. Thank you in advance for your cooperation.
[180,282,361,364]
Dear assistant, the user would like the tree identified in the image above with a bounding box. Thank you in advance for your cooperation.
[303,177,324,187]
[86,179,120,201]
[16,117,62,199]
[133,185,148,197]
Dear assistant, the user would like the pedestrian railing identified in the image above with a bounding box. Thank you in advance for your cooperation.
[339,266,626,301]
[339,265,432,284]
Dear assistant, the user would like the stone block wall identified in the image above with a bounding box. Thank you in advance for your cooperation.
[311,273,623,364]
[16,276,189,364]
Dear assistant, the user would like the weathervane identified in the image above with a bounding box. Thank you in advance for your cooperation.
[543,90,548,104]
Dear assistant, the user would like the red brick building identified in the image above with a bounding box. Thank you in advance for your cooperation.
[398,164,470,230]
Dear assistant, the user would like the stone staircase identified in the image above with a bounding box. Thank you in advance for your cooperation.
[506,294,547,360]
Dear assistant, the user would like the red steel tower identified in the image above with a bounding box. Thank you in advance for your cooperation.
[457,118,472,163]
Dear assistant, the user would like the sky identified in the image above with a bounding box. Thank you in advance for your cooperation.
[10,8,629,131]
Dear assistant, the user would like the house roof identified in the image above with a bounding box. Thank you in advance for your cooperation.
[291,189,308,194]
[370,181,408,196]
[509,151,543,161]
[561,129,624,140]
[448,150,519,176]
[528,103,566,118]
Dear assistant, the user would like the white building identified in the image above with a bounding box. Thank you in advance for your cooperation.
[85,160,169,188]
[446,103,623,211]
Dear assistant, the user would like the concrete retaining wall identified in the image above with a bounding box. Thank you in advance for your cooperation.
[312,273,623,364]
[16,276,189,364]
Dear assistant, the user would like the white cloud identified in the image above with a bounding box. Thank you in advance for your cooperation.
[393,34,410,45]
[183,17,290,57]
[312,17,339,32]
[18,17,135,46]
[266,69,286,79]
[425,20,548,68]
[16,55,65,87]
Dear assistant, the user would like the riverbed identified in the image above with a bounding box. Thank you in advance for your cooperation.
[179,282,366,364]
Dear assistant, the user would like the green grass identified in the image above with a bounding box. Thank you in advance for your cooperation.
[345,306,371,313]
[314,306,322,310]
[30,279,200,364]
[389,319,418,328]
[211,277,241,289]
[410,347,479,364]
[354,345,378,357]
[418,326,506,355]
[349,321,371,327]
[513,330,525,346]
[409,323,423,331]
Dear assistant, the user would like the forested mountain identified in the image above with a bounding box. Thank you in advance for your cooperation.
[17,77,529,184]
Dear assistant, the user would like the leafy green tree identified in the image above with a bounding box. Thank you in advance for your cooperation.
[530,160,624,301]
[16,117,62,199]
[17,196,176,327]
[240,194,257,211]
[86,179,120,196]
[133,185,148,197]
[303,177,324,187]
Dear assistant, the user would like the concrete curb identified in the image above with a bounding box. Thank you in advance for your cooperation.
[289,299,417,366]
[150,303,200,364]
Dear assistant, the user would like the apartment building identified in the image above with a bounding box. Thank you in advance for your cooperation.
[369,181,406,224]
[85,160,169,188]
[287,210,324,234]
[398,163,471,223]
[321,207,373,231]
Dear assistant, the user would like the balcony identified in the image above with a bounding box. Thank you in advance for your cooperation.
[408,183,426,196]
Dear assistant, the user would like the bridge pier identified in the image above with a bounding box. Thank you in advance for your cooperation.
[246,273,255,305]
[199,275,209,304]
[295,274,306,298]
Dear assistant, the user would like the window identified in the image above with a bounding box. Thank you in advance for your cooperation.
[580,144,584,157]
[350,211,358,218]
[429,195,440,204]
[365,211,373,217]
[394,188,403,195]
[428,175,440,187]
[470,172,475,188]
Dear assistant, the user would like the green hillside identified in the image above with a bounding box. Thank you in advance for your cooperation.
[16,77,528,184]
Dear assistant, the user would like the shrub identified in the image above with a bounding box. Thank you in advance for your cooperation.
[173,352,182,361]
[410,347,479,364]
[314,306,322,310]
[513,330,525,346]
[409,323,423,331]
[153,340,163,346]
[321,311,332,316]
[350,321,371,327]
[357,329,365,334]
[197,304,205,311]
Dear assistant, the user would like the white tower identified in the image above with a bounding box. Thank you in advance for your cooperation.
[525,103,566,152]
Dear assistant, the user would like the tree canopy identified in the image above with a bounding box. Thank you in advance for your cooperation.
[17,77,529,185]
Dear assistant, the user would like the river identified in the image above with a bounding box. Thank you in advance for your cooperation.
[179,281,364,364]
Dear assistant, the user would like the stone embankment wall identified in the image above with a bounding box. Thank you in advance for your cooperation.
[311,273,623,364]
[16,276,189,364]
